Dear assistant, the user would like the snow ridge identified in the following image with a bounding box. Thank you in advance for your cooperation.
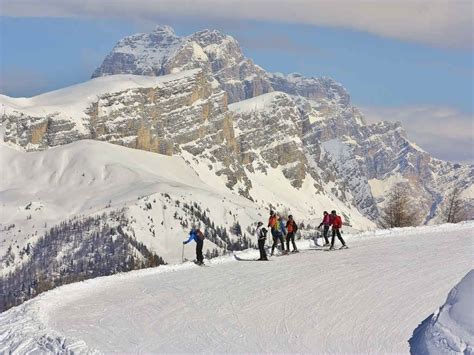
[410,269,474,354]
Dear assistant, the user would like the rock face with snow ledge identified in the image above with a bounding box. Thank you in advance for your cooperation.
[2,69,251,195]
[410,269,474,354]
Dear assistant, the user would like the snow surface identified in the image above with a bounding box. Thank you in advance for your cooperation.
[228,92,289,114]
[410,269,474,354]
[1,222,473,353]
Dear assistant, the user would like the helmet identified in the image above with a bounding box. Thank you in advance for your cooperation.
[331,210,336,214]
[270,210,275,215]
[257,221,263,227]
[288,215,293,219]
[323,211,328,215]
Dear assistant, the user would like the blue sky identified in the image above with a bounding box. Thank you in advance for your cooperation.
[0,1,472,163]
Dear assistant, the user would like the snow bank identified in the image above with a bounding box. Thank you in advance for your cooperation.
[410,270,474,354]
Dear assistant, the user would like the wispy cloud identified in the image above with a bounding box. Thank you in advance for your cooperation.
[2,0,472,49]
[239,33,328,56]
[361,105,474,164]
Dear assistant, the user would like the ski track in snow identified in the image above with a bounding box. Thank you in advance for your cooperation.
[1,222,473,354]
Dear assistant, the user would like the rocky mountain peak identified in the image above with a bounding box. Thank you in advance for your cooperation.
[92,25,271,102]
[147,25,180,45]
[190,29,234,47]
[151,25,176,36]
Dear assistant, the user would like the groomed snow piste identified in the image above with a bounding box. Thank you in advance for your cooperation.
[1,222,473,354]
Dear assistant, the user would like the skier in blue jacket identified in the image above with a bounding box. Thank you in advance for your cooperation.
[183,228,205,265]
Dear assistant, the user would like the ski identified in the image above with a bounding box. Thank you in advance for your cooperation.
[193,260,208,266]
[233,253,270,261]
[325,246,349,252]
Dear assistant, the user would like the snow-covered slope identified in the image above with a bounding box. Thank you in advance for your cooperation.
[1,222,473,353]
[0,138,374,309]
[410,269,474,354]
[0,140,264,268]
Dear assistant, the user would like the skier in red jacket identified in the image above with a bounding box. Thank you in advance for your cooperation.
[329,210,348,250]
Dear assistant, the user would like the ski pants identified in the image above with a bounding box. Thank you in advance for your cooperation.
[331,228,346,248]
[322,225,330,244]
[196,239,204,263]
[258,238,268,260]
[286,232,297,251]
[271,230,285,254]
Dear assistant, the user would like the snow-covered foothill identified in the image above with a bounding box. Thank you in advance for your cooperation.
[1,222,472,353]
[410,269,474,354]
[0,139,375,279]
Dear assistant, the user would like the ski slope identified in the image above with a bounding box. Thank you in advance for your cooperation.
[1,222,473,353]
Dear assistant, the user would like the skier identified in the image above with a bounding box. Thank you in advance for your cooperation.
[317,211,331,246]
[183,228,205,265]
[270,213,286,256]
[256,221,269,261]
[286,215,299,252]
[329,210,348,250]
[268,210,277,231]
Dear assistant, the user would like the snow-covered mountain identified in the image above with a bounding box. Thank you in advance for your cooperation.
[1,69,375,221]
[4,25,472,226]
[2,222,473,353]
[92,25,272,104]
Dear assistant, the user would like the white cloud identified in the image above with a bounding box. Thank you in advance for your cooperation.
[2,0,472,49]
[360,105,474,164]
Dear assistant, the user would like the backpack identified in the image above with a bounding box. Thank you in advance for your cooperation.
[292,221,298,233]
[196,229,205,240]
[287,220,298,233]
[274,219,280,232]
[259,227,268,239]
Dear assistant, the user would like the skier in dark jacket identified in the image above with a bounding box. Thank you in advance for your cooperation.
[317,211,331,246]
[329,210,347,250]
[256,222,269,261]
[286,215,299,252]
[183,228,205,265]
